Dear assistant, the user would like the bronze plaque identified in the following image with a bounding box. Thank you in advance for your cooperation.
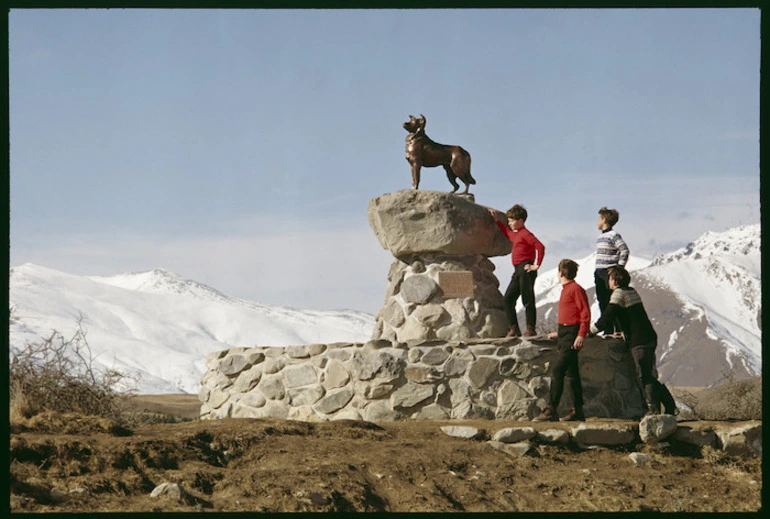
[438,271,474,298]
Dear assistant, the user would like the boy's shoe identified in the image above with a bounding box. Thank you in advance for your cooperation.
[532,405,558,422]
[664,405,680,416]
[522,325,537,337]
[559,407,585,422]
[505,324,521,338]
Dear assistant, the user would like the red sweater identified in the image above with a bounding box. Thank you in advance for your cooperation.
[494,221,545,266]
[558,280,591,337]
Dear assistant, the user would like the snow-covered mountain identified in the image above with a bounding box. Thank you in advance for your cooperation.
[533,252,653,322]
[9,264,375,395]
[529,224,761,387]
[9,224,760,393]
[639,224,761,384]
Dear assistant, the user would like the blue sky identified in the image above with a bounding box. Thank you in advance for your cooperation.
[9,8,760,314]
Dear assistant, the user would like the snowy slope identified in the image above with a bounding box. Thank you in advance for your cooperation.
[641,224,761,373]
[9,264,375,395]
[534,253,653,305]
[531,253,652,321]
[527,225,761,385]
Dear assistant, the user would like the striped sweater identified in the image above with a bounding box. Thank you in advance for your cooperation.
[595,228,629,269]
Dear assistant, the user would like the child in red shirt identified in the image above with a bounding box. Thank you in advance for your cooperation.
[534,259,590,422]
[488,204,545,337]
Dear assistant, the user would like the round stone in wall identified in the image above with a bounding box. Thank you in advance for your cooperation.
[400,275,438,304]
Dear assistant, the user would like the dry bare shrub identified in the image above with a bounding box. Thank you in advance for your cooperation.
[9,315,139,427]
[709,369,762,421]
[674,371,761,421]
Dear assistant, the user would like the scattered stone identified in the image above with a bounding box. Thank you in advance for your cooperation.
[487,440,531,458]
[150,483,187,500]
[671,426,717,447]
[49,488,68,502]
[492,427,537,443]
[639,414,678,442]
[441,425,484,439]
[536,429,571,444]
[715,422,762,457]
[570,423,638,445]
[629,452,652,465]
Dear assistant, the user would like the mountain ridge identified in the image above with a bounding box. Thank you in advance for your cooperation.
[9,224,760,392]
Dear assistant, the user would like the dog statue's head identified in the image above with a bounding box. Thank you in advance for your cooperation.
[403,114,426,134]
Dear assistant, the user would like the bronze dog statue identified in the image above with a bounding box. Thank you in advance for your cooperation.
[403,114,475,194]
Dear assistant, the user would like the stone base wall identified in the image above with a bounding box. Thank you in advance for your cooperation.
[370,253,509,343]
[199,337,647,422]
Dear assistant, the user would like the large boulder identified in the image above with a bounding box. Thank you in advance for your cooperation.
[368,190,511,258]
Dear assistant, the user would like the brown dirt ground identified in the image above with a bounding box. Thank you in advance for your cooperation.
[9,388,762,513]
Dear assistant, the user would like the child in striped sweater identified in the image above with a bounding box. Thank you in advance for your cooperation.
[594,207,629,335]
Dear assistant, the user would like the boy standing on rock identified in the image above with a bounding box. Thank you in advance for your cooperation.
[488,204,545,338]
[590,266,678,416]
[533,259,590,422]
[595,207,630,335]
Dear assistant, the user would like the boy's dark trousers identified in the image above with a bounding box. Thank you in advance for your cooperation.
[631,341,676,414]
[504,261,537,329]
[594,268,616,334]
[549,324,584,409]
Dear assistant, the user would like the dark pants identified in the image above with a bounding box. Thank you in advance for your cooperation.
[631,342,676,414]
[594,268,615,334]
[504,262,537,328]
[549,324,584,409]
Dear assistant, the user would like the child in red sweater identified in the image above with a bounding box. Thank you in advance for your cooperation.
[488,204,545,337]
[534,259,591,422]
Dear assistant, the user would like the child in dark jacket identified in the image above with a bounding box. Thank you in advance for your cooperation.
[590,266,678,416]
[533,259,590,422]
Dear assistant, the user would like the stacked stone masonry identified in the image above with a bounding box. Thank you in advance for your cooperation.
[370,253,509,342]
[367,190,513,343]
[199,336,648,422]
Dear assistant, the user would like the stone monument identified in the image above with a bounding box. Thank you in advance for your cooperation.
[368,189,510,342]
[197,190,649,422]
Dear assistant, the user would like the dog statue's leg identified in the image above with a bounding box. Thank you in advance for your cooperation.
[411,163,421,190]
[450,152,471,194]
[443,165,460,193]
